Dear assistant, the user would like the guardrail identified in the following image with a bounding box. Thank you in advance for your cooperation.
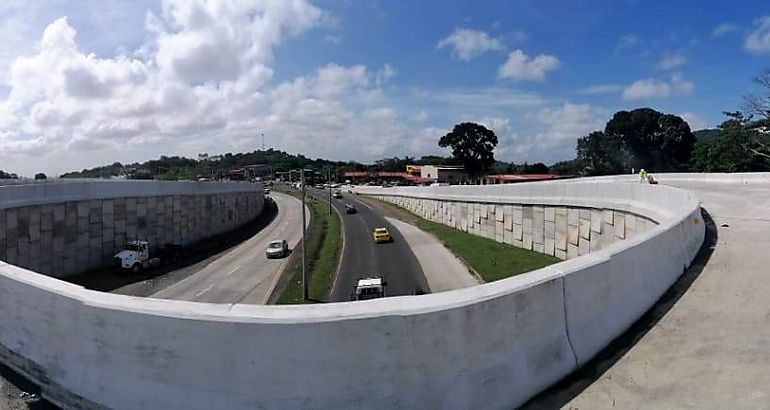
[0,179,704,409]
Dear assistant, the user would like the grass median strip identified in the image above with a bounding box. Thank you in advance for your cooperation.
[277,193,342,304]
[360,196,559,283]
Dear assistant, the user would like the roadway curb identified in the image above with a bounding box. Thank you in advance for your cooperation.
[328,200,346,301]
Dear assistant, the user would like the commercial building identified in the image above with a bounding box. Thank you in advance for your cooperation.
[420,165,467,184]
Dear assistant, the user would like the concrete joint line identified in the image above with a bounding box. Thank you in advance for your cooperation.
[559,274,580,369]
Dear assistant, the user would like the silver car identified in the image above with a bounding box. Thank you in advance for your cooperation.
[266,239,289,258]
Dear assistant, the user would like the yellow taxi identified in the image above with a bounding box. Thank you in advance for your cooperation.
[372,227,391,243]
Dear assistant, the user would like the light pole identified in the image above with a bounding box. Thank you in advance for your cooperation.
[327,168,332,214]
[301,169,308,301]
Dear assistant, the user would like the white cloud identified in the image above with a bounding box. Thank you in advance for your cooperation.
[498,49,560,81]
[745,15,770,54]
[534,103,604,148]
[622,74,694,100]
[413,110,428,121]
[375,64,396,86]
[615,34,640,52]
[324,34,342,44]
[437,28,504,61]
[679,112,708,130]
[578,84,624,95]
[713,22,738,38]
[656,51,687,70]
[477,116,511,135]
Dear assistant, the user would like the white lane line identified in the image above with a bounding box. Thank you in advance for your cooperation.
[227,266,240,276]
[358,200,373,210]
[195,284,214,298]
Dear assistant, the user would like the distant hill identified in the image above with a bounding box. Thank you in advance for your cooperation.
[694,128,720,141]
[60,149,360,180]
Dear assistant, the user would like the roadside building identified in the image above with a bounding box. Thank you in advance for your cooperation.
[406,165,422,176]
[420,165,467,184]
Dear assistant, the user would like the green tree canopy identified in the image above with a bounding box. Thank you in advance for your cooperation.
[690,112,770,172]
[438,122,498,176]
[604,108,696,172]
[574,108,696,175]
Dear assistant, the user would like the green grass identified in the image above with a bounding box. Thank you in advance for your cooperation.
[368,197,560,282]
[415,218,559,282]
[277,196,342,304]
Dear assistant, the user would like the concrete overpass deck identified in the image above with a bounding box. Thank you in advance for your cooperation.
[530,180,770,408]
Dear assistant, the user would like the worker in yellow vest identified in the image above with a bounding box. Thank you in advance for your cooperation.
[638,168,647,183]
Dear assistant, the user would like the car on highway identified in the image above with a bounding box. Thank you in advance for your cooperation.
[332,190,343,199]
[372,227,391,243]
[265,239,289,258]
[353,277,386,300]
[264,187,270,195]
[345,204,357,214]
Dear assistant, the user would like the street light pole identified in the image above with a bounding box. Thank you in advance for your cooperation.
[328,168,332,214]
[301,168,308,301]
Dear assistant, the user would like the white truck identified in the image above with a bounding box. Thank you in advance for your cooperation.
[113,240,183,273]
[353,277,386,301]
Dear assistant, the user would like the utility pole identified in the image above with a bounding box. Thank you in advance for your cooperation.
[261,133,265,151]
[328,168,332,214]
[301,169,308,301]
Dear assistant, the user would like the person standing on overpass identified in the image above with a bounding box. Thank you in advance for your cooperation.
[638,168,647,183]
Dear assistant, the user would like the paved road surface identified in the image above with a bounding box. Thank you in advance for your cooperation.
[150,192,306,304]
[311,189,429,302]
[385,217,480,292]
[528,181,770,409]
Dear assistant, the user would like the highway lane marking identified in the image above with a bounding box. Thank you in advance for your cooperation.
[195,284,214,298]
[227,266,241,276]
[357,200,373,211]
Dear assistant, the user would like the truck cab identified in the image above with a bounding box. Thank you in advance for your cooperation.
[354,277,385,300]
[114,240,152,273]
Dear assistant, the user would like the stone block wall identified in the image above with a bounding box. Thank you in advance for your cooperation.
[372,195,656,260]
[0,192,261,278]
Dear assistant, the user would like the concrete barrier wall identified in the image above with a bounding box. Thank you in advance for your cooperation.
[363,193,656,260]
[0,181,263,277]
[0,179,704,409]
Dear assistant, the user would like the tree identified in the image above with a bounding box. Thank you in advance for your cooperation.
[34,173,47,180]
[576,131,629,175]
[690,112,770,172]
[604,108,696,172]
[746,68,770,120]
[438,122,498,176]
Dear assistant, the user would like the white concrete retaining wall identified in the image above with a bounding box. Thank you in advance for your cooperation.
[0,181,263,277]
[0,179,705,409]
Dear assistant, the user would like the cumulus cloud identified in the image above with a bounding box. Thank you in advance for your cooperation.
[578,84,624,95]
[437,28,504,61]
[622,74,694,100]
[713,22,738,38]
[745,15,770,54]
[0,0,437,175]
[656,51,687,71]
[615,34,640,53]
[533,103,604,149]
[497,49,560,81]
[679,112,708,131]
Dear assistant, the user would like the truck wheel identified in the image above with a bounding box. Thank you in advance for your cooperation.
[132,263,142,274]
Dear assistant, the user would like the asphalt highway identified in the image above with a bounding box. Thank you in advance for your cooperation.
[149,192,306,304]
[308,188,429,302]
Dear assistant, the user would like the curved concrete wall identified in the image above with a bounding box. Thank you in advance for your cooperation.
[0,180,703,409]
[0,181,263,277]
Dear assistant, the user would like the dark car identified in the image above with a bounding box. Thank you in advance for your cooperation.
[345,204,357,214]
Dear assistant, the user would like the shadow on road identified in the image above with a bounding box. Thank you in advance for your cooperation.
[522,208,718,409]
[65,198,279,294]
[0,361,58,409]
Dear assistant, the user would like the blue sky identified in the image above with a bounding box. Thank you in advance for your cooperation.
[0,0,768,176]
